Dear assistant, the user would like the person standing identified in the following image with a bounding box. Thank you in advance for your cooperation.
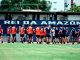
[55,26,59,44]
[78,25,80,44]
[40,27,44,44]
[11,25,17,43]
[35,26,40,44]
[0,25,3,43]
[51,27,56,44]
[20,25,25,43]
[46,25,51,44]
[70,27,76,44]
[61,26,66,44]
[7,26,11,43]
[65,27,69,44]
[27,25,33,43]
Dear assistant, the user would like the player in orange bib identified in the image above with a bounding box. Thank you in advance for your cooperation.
[7,26,11,43]
[43,27,46,42]
[27,25,33,43]
[0,25,3,43]
[11,25,17,43]
[36,26,40,44]
[20,25,25,43]
[40,27,44,44]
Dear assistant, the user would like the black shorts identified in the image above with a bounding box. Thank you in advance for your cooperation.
[40,36,44,38]
[62,34,65,38]
[59,34,62,38]
[0,33,2,36]
[7,34,10,36]
[65,34,69,37]
[36,35,40,38]
[43,35,46,38]
[12,34,16,37]
[28,34,33,36]
[28,34,33,38]
[53,36,55,39]
[20,34,24,37]
[55,35,59,38]
[72,34,76,37]
[46,34,50,37]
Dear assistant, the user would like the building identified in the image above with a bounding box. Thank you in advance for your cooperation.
[48,0,65,12]
[0,11,80,20]
[47,0,80,12]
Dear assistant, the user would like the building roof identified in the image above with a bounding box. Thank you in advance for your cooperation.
[0,11,80,15]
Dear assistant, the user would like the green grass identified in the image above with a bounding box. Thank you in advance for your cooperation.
[0,43,80,60]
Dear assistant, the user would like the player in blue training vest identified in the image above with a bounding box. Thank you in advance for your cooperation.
[61,26,66,44]
[0,25,3,43]
[55,26,59,43]
[46,25,51,44]
[70,27,77,44]
[78,25,80,44]
[65,27,69,44]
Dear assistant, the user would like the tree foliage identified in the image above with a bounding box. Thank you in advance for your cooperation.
[0,0,51,11]
[68,4,80,12]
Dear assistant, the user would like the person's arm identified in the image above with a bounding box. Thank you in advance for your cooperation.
[33,29,35,34]
[58,29,61,34]
[27,28,28,33]
[2,29,3,34]
[70,30,72,36]
[19,27,20,34]
[51,29,53,33]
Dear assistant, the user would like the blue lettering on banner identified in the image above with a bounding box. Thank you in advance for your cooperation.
[0,20,79,26]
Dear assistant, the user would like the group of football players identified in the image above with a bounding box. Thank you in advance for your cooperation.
[0,25,80,44]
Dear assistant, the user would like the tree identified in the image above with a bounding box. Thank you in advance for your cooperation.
[68,4,80,12]
[0,0,51,11]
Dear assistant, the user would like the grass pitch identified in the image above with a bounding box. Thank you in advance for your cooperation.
[0,43,80,60]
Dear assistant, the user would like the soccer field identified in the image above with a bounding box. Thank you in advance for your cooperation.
[0,43,80,60]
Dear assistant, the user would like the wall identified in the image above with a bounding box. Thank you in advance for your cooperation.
[68,15,80,20]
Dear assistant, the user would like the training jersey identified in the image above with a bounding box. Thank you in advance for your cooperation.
[36,27,40,35]
[27,26,33,34]
[46,28,51,35]
[7,28,11,34]
[11,26,16,34]
[55,28,59,36]
[62,28,66,35]
[78,29,80,36]
[40,28,44,36]
[20,27,25,34]
[0,28,3,34]
[71,28,76,36]
[43,29,46,36]
[51,28,55,36]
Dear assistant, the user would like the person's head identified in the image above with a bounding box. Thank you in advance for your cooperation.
[62,26,64,29]
[22,25,24,27]
[30,24,32,27]
[8,26,11,29]
[72,27,75,30]
[12,25,15,27]
[37,26,39,27]
[53,26,55,29]
[47,25,50,28]
[66,27,68,29]
[55,26,58,28]
[41,27,44,30]
[79,25,80,28]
